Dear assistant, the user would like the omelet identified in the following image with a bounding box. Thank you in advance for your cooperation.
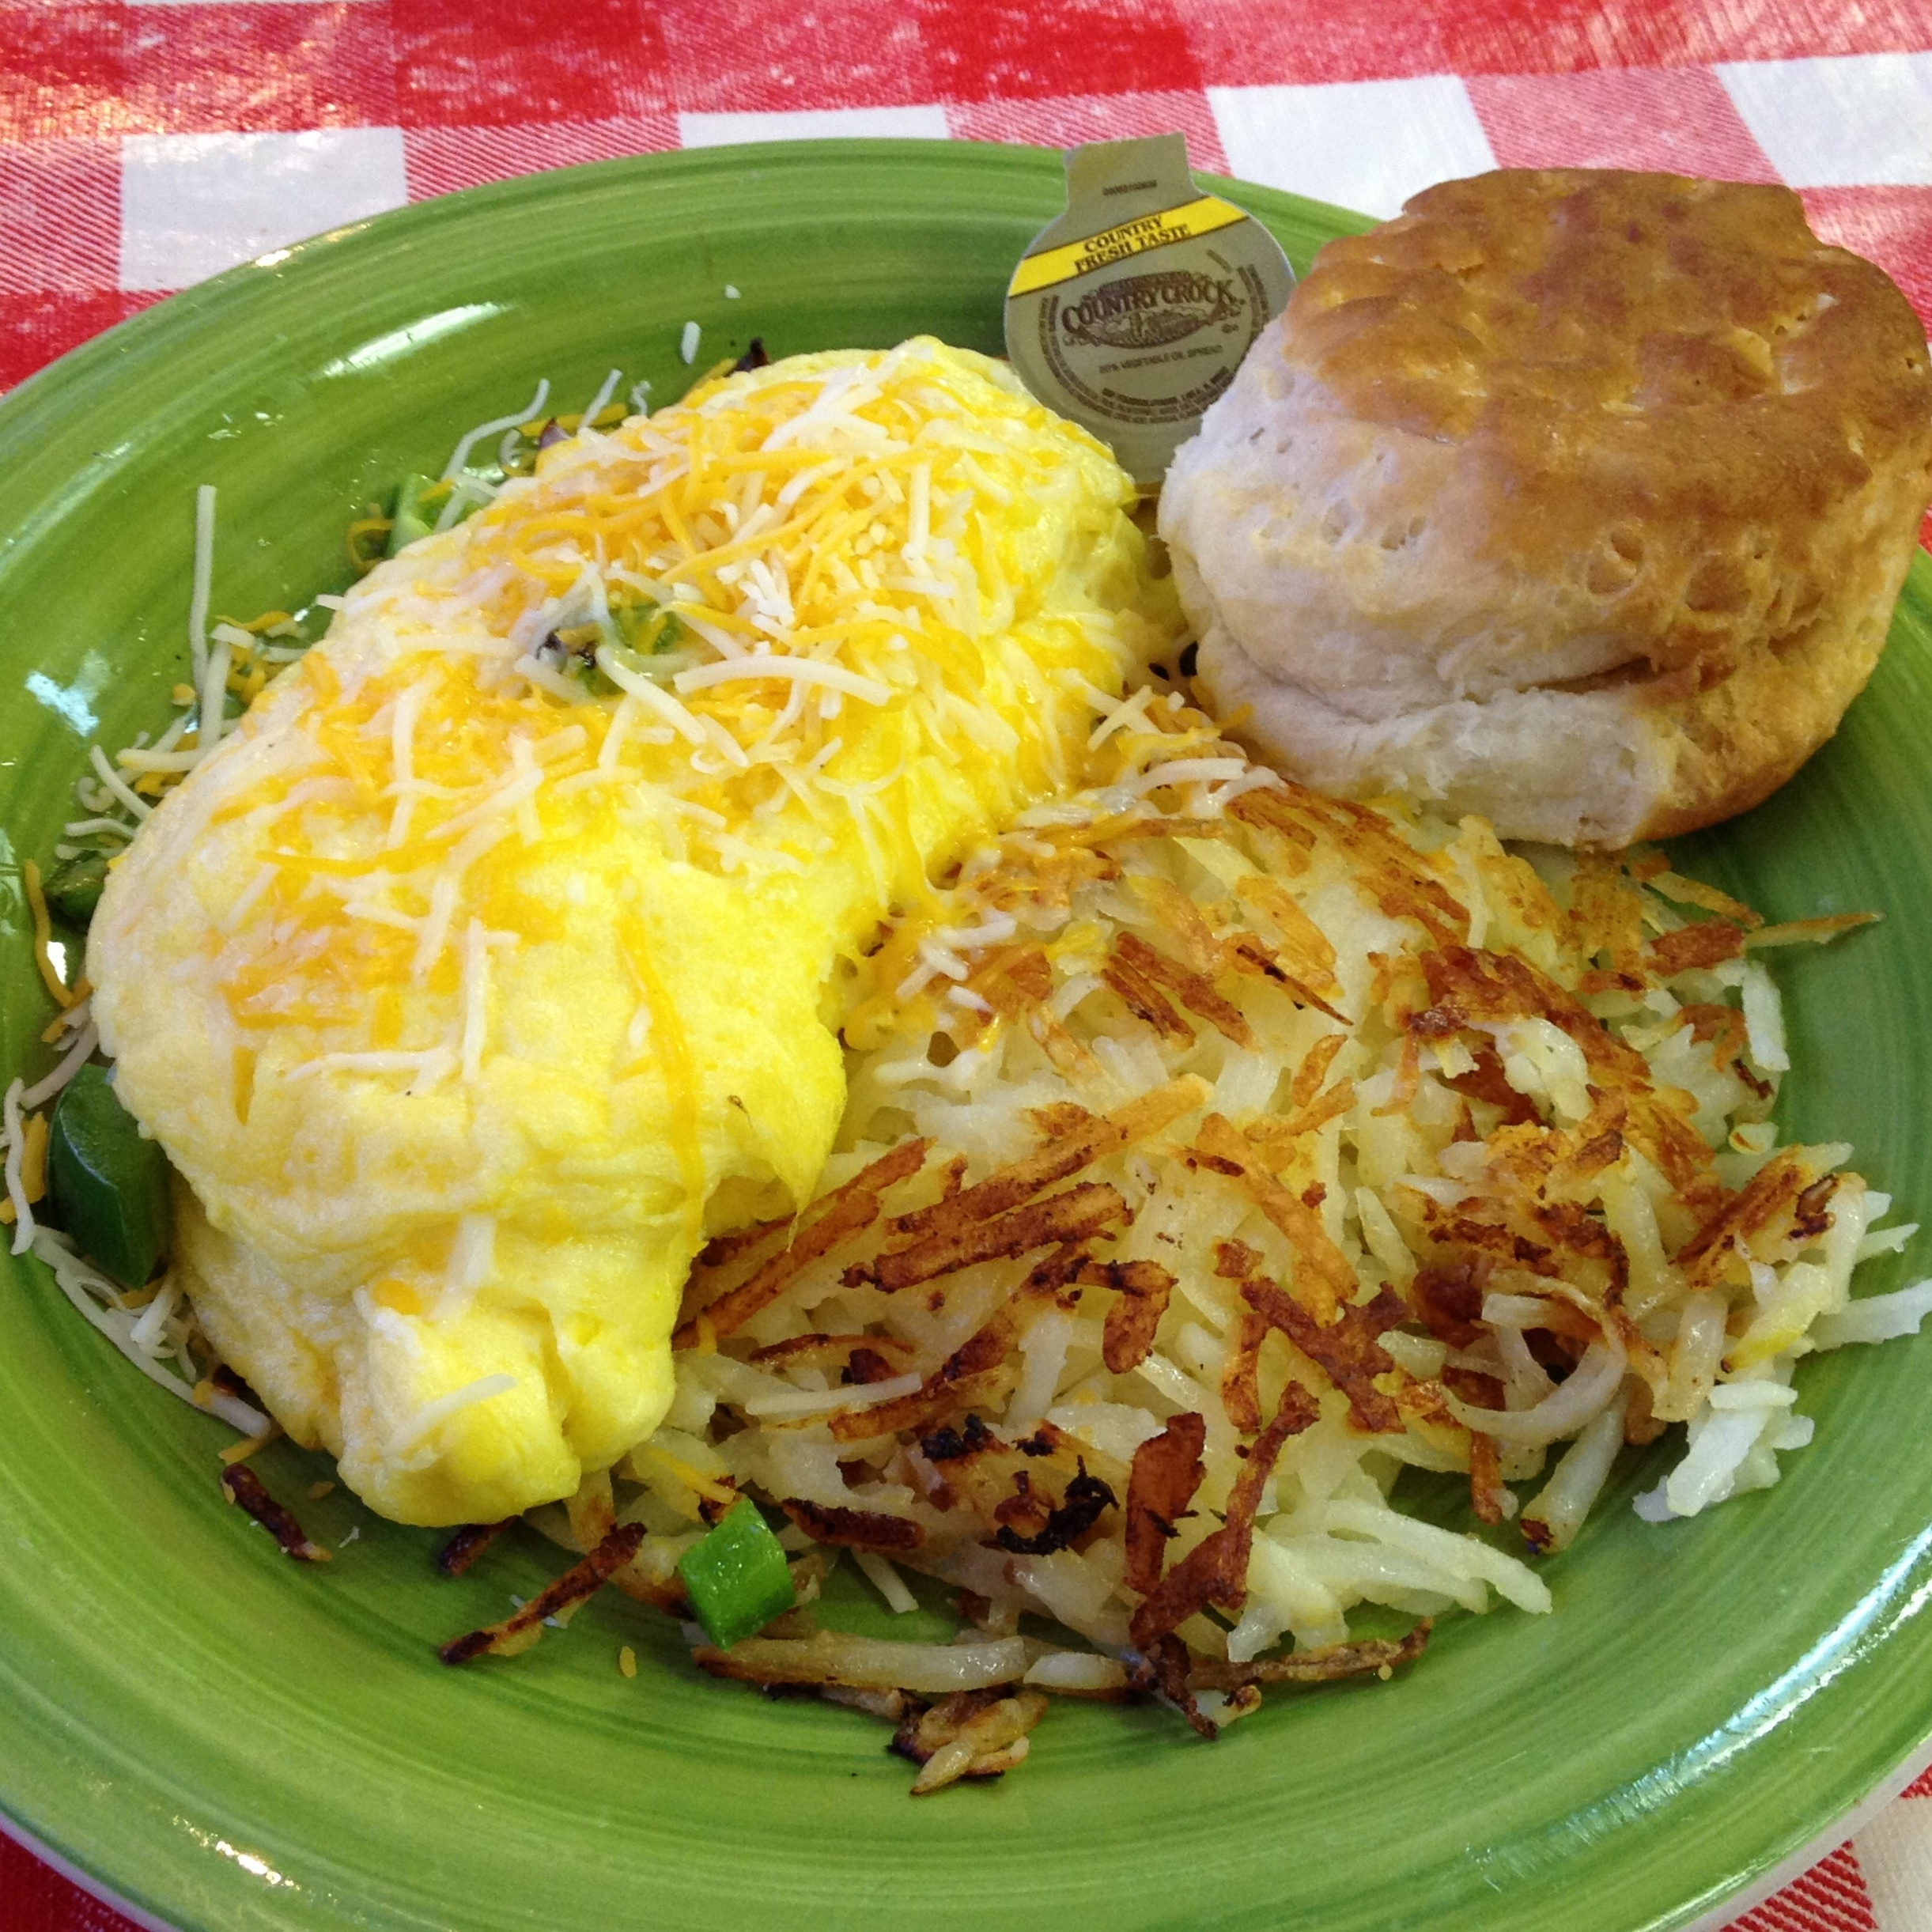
[89,339,1177,1525]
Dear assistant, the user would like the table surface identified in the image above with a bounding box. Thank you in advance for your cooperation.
[4,2,1932,1928]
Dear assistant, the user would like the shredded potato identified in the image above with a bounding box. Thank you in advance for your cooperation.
[579,682,1919,1771]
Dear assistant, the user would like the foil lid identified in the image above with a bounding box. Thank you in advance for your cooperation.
[1004,134,1297,485]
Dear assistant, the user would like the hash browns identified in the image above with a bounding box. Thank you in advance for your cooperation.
[429,684,1911,1789]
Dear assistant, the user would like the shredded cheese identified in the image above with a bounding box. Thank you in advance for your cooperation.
[672,655,892,706]
[580,367,623,425]
[442,380,550,482]
[89,744,153,822]
[21,860,76,1008]
[23,1022,99,1110]
[594,647,708,744]
[388,1373,520,1459]
[459,918,490,1083]
[2,1079,32,1255]
[189,484,217,686]
[286,1048,453,1083]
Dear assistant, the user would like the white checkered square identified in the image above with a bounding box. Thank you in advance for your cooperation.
[1208,75,1495,218]
[119,128,407,293]
[1855,1797,1932,1932]
[1718,54,1932,188]
[677,105,951,147]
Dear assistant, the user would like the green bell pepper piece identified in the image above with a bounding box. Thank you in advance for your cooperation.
[386,473,438,557]
[41,849,110,926]
[48,1064,172,1289]
[676,1499,796,1648]
[611,602,685,656]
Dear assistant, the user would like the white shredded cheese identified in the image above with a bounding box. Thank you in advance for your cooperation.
[1122,756,1248,795]
[89,744,153,821]
[188,483,217,686]
[444,1215,497,1303]
[513,650,587,704]
[2,1078,32,1256]
[595,645,709,744]
[21,1021,99,1110]
[459,918,490,1083]
[29,1227,267,1434]
[442,380,551,481]
[285,1048,453,1083]
[115,747,209,775]
[389,1373,519,1459]
[127,1277,181,1358]
[674,654,893,708]
[580,367,623,425]
[412,874,460,981]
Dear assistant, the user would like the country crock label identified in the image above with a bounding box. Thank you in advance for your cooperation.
[1004,134,1296,485]
[1057,265,1246,349]
[1005,195,1251,297]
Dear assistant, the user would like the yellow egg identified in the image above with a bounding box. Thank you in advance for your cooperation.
[89,339,1179,1523]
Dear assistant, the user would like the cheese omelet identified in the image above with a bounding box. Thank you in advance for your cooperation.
[88,340,1178,1524]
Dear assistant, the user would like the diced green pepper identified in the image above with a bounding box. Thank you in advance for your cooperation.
[611,602,684,657]
[386,473,438,557]
[48,1064,172,1289]
[676,1499,796,1648]
[41,849,110,926]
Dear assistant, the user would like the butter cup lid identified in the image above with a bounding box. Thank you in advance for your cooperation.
[1004,134,1296,486]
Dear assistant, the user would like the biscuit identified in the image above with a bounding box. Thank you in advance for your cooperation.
[1160,170,1932,846]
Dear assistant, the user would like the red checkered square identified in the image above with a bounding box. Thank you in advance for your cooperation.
[1730,1840,1878,1932]
[391,0,670,130]
[119,3,398,135]
[1804,184,1932,330]
[0,289,153,395]
[657,0,932,115]
[0,1828,146,1930]
[948,88,1227,172]
[406,113,678,198]
[923,0,1200,105]
[1468,66,1779,180]
[0,2,130,142]
[1434,0,1932,73]
[1174,0,1446,86]
[0,138,118,293]
[1902,1761,1932,1801]
[1435,0,1647,73]
[1176,0,1932,87]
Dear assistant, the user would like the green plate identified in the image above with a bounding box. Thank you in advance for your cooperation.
[3,141,1930,1932]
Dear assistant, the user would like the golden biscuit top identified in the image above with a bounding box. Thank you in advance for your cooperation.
[1280,170,1932,672]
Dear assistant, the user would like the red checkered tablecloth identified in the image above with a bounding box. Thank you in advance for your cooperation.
[5,2,1932,1927]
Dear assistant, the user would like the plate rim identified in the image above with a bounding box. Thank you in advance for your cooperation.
[2,134,1929,1932]
[0,134,1367,434]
